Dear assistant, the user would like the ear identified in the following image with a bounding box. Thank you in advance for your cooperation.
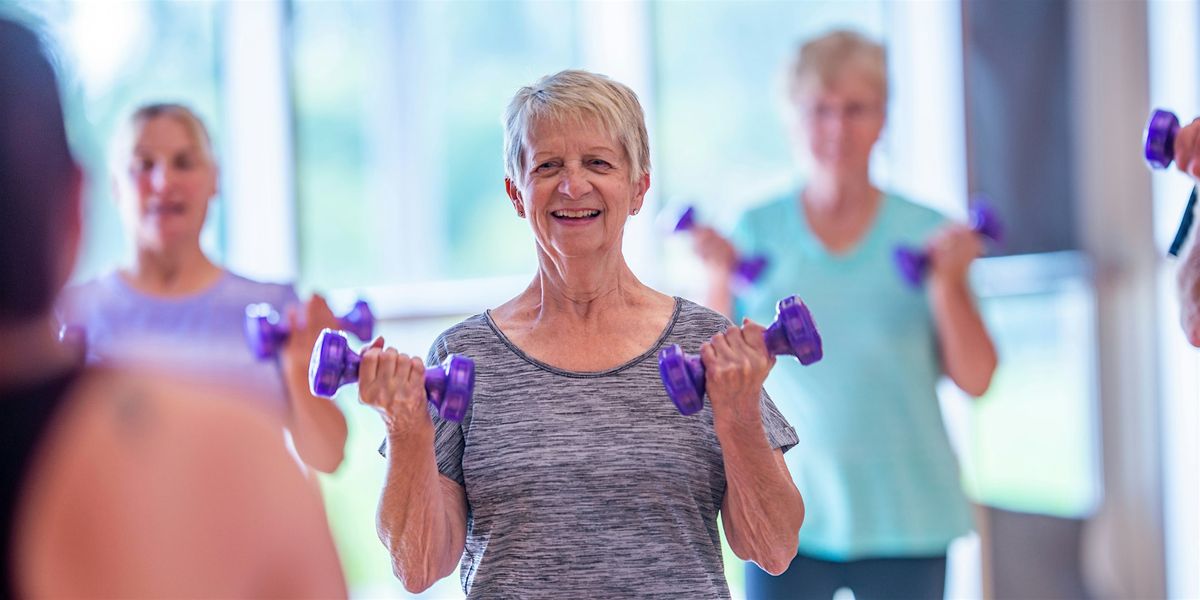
[629,172,651,215]
[504,178,526,218]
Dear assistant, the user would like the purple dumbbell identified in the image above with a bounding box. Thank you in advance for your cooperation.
[674,206,769,287]
[658,295,822,416]
[244,299,375,360]
[893,200,1004,288]
[1144,108,1181,169]
[308,329,475,421]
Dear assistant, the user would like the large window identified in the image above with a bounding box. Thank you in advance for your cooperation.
[1,0,225,281]
[290,0,580,291]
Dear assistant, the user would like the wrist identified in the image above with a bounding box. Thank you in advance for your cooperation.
[387,417,435,449]
[928,269,969,292]
[712,399,766,439]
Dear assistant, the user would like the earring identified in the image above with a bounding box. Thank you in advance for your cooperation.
[631,208,640,215]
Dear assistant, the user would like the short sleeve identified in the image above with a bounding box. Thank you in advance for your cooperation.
[758,388,798,453]
[426,338,466,485]
[729,213,756,323]
[280,284,301,309]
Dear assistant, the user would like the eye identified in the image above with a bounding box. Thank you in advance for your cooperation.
[175,154,196,170]
[588,158,613,169]
[132,157,155,174]
[845,103,869,119]
[533,160,560,174]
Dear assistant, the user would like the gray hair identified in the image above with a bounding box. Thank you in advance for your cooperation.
[110,103,215,176]
[503,69,650,185]
[786,29,887,104]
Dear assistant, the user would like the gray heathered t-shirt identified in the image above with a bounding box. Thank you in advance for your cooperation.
[417,297,798,599]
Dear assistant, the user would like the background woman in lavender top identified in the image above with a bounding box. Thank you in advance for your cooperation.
[58,104,347,473]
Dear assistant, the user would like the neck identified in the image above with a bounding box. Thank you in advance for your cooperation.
[125,242,220,296]
[525,248,650,321]
[805,169,876,212]
[0,315,77,387]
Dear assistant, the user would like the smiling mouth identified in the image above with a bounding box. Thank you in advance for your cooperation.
[148,202,186,217]
[551,209,601,220]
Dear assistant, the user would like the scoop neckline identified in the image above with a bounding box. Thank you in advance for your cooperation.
[481,296,683,378]
[791,189,893,263]
[105,269,231,304]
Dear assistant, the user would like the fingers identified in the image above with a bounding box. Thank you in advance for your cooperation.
[406,356,426,390]
[359,345,381,391]
[284,305,302,332]
[1176,119,1200,178]
[691,227,738,271]
[381,352,422,387]
[740,318,769,355]
[709,328,735,360]
[305,293,331,322]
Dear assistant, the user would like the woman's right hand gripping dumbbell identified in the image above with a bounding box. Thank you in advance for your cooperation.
[357,338,433,436]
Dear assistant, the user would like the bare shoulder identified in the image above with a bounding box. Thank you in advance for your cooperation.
[17,365,345,598]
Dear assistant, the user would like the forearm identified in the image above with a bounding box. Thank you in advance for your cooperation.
[716,413,803,575]
[281,362,348,473]
[929,274,997,396]
[704,271,736,320]
[377,427,464,593]
[1180,238,1200,347]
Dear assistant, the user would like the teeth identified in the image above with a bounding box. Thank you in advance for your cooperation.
[552,209,600,218]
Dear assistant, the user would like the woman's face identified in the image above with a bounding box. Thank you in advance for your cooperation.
[506,116,649,263]
[792,69,885,178]
[115,115,217,253]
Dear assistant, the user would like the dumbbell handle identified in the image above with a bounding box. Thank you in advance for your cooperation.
[893,201,1003,287]
[245,299,375,360]
[308,329,474,422]
[658,295,821,415]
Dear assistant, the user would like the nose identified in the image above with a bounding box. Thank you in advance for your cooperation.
[556,164,593,199]
[149,164,175,194]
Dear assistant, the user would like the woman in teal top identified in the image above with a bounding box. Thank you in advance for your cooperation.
[691,30,997,599]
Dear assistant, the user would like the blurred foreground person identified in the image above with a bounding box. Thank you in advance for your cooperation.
[0,18,346,598]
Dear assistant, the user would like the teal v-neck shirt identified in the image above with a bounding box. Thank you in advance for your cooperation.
[730,189,973,560]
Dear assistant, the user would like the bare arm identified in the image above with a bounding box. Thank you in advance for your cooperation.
[1180,236,1200,347]
[280,295,349,473]
[927,224,999,396]
[19,371,348,599]
[692,225,738,319]
[360,342,467,593]
[704,322,804,575]
[1172,120,1200,347]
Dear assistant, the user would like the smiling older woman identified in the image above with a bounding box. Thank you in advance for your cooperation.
[361,70,804,598]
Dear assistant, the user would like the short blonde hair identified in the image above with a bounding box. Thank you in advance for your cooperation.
[786,30,887,104]
[110,103,215,175]
[503,69,650,185]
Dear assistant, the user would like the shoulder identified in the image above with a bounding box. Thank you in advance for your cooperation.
[19,365,340,597]
[736,190,796,227]
[671,298,733,341]
[883,192,948,231]
[427,313,493,358]
[56,273,122,322]
[221,271,298,304]
[58,366,294,478]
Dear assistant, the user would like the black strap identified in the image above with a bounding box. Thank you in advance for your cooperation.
[1169,187,1197,257]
